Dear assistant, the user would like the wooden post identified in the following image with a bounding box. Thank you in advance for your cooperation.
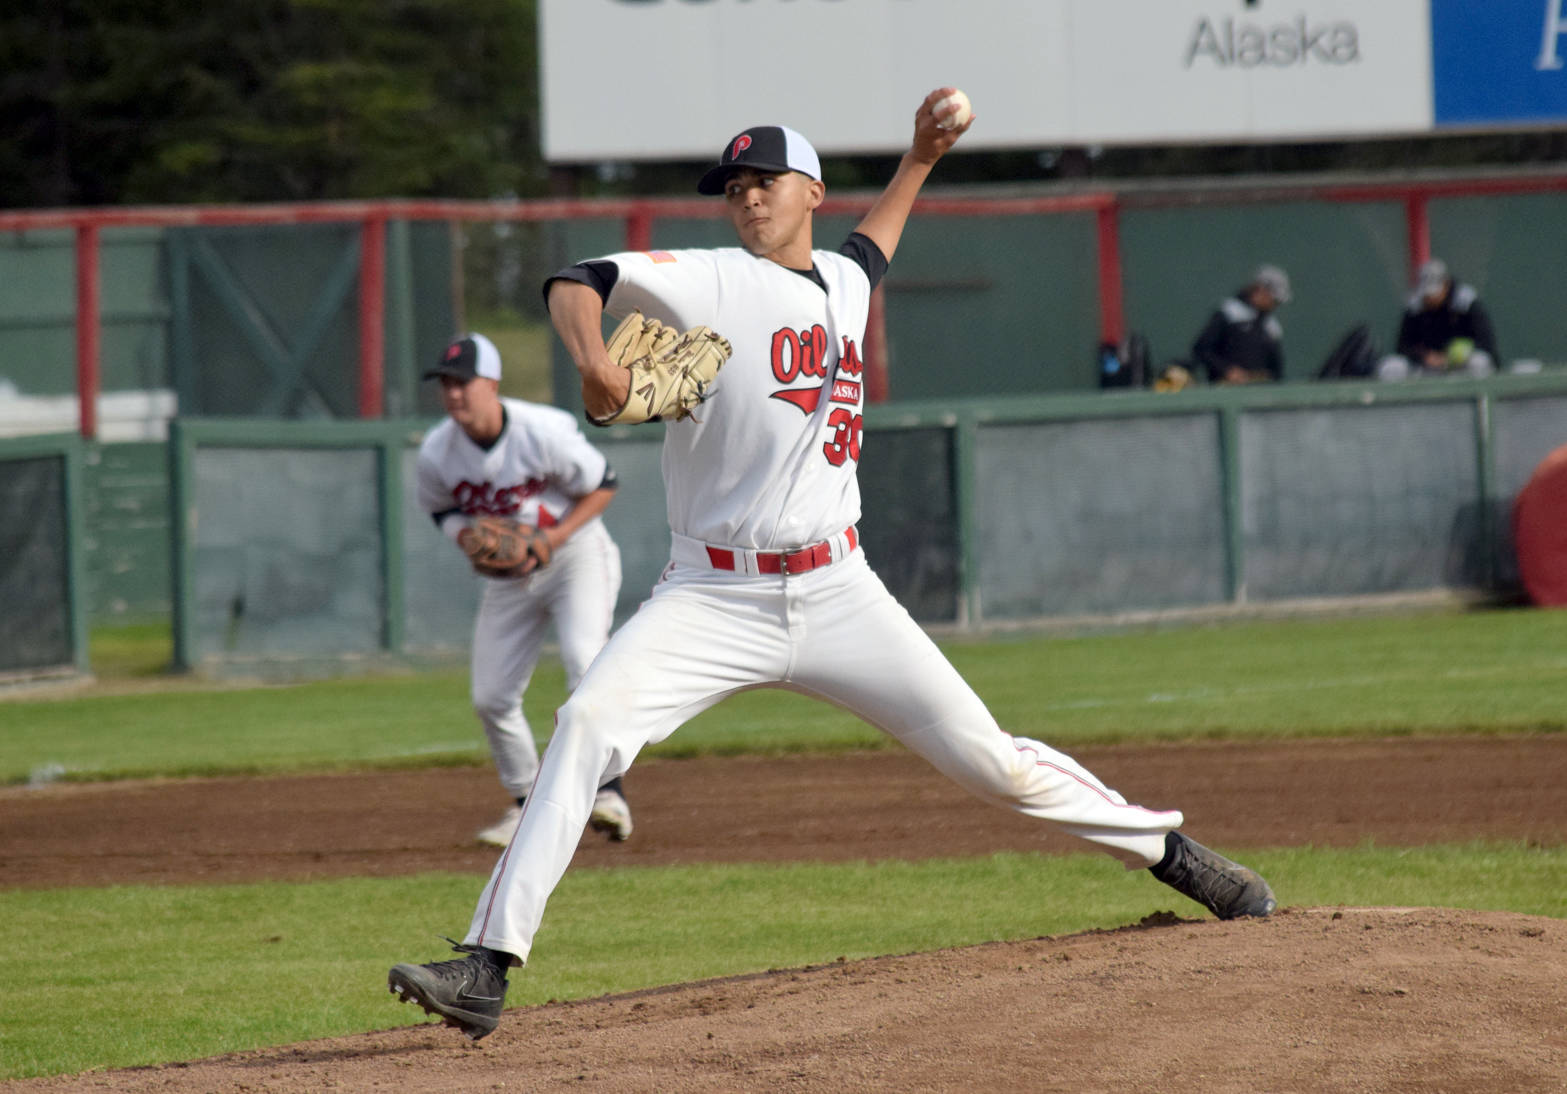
[358,216,386,418]
[1095,200,1124,347]
[1406,191,1430,282]
[75,223,100,439]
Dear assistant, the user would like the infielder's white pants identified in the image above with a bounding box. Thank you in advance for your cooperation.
[466,550,1181,963]
[469,521,621,798]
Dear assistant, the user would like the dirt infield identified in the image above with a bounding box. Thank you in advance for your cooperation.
[5,735,1566,1091]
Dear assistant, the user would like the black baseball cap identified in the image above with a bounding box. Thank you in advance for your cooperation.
[696,125,822,196]
[424,333,502,381]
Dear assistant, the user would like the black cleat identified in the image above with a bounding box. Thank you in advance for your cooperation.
[1150,831,1277,920]
[388,941,509,1040]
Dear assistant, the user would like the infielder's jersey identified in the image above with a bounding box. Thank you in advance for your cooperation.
[417,397,611,540]
[575,244,878,550]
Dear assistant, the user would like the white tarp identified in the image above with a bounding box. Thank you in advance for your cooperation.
[539,0,1433,162]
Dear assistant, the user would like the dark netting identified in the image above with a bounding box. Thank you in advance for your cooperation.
[398,446,480,655]
[190,447,383,664]
[859,426,960,623]
[592,435,678,625]
[973,416,1227,619]
[1240,402,1483,598]
[172,224,360,418]
[0,456,73,671]
[1490,395,1567,590]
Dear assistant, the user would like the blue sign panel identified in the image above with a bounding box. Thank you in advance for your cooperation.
[1431,1,1567,125]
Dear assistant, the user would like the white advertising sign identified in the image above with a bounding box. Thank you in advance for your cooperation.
[539,0,1434,162]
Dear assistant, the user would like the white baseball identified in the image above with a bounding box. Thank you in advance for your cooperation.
[934,89,972,131]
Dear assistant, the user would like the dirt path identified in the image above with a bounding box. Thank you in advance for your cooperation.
[4,735,1564,1092]
[5,735,1564,888]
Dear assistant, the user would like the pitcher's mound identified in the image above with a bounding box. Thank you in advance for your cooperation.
[18,906,1563,1093]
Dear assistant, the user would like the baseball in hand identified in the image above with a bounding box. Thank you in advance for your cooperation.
[933,89,972,130]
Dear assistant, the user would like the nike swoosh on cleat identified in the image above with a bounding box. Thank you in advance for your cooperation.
[456,977,502,1003]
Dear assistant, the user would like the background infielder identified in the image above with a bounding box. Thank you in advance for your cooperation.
[390,89,1275,1040]
[417,332,632,846]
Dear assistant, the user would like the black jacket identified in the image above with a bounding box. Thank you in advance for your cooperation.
[1395,283,1497,362]
[1191,293,1284,382]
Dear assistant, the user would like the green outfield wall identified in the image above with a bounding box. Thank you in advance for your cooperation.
[141,371,1567,676]
[6,371,1562,680]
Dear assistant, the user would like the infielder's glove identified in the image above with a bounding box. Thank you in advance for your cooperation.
[462,515,551,578]
[591,310,732,426]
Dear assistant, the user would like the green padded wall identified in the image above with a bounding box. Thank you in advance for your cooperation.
[1120,200,1409,381]
[189,447,384,663]
[0,227,169,397]
[1430,193,1567,365]
[1490,395,1567,588]
[398,443,480,655]
[83,442,171,621]
[1238,402,1482,598]
[972,414,1227,619]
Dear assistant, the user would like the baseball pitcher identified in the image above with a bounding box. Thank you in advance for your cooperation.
[391,90,1274,1041]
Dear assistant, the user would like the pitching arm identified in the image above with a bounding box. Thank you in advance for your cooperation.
[853,87,973,264]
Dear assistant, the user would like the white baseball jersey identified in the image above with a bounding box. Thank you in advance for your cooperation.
[417,397,611,543]
[595,247,872,550]
[417,396,622,803]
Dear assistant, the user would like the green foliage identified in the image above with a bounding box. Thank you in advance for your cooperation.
[6,608,1564,784]
[2,843,1560,1080]
[0,0,542,207]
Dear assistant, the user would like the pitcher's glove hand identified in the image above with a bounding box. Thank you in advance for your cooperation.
[461,516,551,578]
[592,310,732,426]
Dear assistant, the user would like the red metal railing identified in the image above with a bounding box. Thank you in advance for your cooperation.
[4,171,1564,438]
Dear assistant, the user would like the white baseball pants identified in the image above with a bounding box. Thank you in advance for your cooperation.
[466,549,1181,963]
[469,520,621,799]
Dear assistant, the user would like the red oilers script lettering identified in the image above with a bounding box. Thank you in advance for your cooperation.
[838,335,863,377]
[453,478,545,516]
[770,325,831,384]
[768,330,867,466]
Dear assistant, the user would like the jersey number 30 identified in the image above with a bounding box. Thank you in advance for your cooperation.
[824,409,862,467]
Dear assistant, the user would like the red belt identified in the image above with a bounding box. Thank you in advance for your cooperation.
[706,527,858,575]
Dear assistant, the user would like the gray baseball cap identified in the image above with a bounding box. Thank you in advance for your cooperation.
[1416,258,1450,296]
[1252,264,1292,304]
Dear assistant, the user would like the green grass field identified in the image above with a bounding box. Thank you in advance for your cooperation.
[2,606,1564,1079]
[3,607,1563,784]
[3,845,1561,1080]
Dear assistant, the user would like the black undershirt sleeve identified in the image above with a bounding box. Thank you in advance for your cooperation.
[543,260,620,308]
[839,232,889,293]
